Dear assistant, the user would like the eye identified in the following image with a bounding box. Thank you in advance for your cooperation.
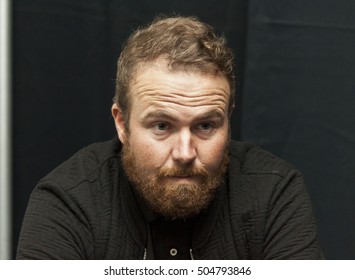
[155,122,169,131]
[151,122,171,136]
[198,122,213,130]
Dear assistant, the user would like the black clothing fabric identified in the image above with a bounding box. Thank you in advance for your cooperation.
[133,185,195,260]
[16,138,324,259]
[150,217,194,260]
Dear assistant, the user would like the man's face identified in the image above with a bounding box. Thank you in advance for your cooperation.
[112,60,231,219]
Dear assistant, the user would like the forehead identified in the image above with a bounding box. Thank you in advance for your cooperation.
[128,60,231,111]
[130,59,229,85]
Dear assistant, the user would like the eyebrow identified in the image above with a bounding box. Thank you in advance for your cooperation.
[194,110,225,122]
[141,109,225,123]
[141,110,177,122]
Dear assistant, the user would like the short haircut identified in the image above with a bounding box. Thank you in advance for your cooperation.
[114,16,235,125]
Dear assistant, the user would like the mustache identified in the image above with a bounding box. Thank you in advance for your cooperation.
[158,166,208,178]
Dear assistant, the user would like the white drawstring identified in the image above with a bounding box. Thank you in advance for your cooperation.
[190,248,194,260]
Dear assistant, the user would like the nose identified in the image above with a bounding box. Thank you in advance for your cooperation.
[171,128,197,164]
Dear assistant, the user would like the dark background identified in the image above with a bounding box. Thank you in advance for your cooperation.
[12,0,355,259]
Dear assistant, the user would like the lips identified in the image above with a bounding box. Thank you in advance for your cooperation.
[157,167,208,181]
[166,175,199,183]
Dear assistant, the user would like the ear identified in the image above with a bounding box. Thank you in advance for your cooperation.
[111,103,127,144]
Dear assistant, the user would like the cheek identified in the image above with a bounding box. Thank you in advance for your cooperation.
[198,135,228,169]
[129,136,169,169]
[133,142,153,161]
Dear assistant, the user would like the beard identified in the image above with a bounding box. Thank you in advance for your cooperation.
[121,142,229,219]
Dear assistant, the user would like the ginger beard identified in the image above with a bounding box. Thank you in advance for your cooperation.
[121,142,229,219]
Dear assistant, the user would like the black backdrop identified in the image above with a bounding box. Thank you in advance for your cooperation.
[12,0,355,259]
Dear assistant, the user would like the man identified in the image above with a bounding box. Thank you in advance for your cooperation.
[17,16,323,259]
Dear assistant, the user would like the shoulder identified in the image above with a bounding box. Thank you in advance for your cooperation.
[29,137,123,236]
[38,138,122,193]
[18,138,123,259]
[229,140,294,178]
[227,140,303,205]
[227,141,322,260]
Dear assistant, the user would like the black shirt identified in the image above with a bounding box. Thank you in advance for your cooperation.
[132,184,195,260]
[16,139,324,259]
[150,217,194,259]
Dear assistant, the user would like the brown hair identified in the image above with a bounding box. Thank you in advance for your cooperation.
[114,16,235,124]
